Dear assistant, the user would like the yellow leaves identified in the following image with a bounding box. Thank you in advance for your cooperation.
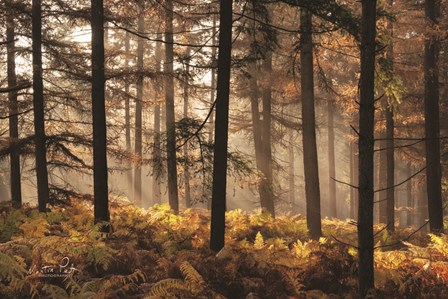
[19,218,49,238]
[292,239,312,259]
[429,234,448,257]
[254,232,265,250]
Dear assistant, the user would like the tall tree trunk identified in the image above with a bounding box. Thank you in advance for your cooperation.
[165,0,179,213]
[153,32,163,205]
[124,30,132,197]
[386,0,395,232]
[134,4,145,207]
[7,15,22,209]
[378,137,387,223]
[358,0,377,296]
[260,52,275,216]
[210,0,233,252]
[91,0,110,229]
[386,107,395,232]
[406,162,413,226]
[32,0,50,212]
[327,100,336,218]
[207,14,217,211]
[424,0,443,232]
[289,130,296,212]
[184,48,191,209]
[300,9,321,239]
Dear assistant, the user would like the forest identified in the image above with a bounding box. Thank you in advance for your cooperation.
[0,0,447,298]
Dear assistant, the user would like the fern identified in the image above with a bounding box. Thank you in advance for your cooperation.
[147,278,189,297]
[180,261,205,293]
[0,251,26,281]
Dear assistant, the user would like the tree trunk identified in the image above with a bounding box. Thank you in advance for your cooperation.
[91,0,110,230]
[153,31,163,205]
[32,0,50,212]
[378,137,387,223]
[134,4,145,207]
[210,0,233,252]
[358,0,377,296]
[165,0,179,213]
[424,0,443,232]
[386,107,395,232]
[260,52,275,216]
[289,130,296,212]
[7,14,22,209]
[327,100,336,218]
[300,9,321,239]
[406,162,413,226]
[350,140,355,219]
[124,30,132,196]
[184,48,191,209]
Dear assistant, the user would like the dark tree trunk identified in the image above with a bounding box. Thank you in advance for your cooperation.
[406,162,413,226]
[124,30,132,195]
[134,5,145,207]
[350,140,355,219]
[184,48,191,209]
[153,31,163,205]
[386,0,395,232]
[165,0,179,213]
[289,130,296,212]
[424,0,443,232]
[300,9,321,239]
[386,107,395,232]
[327,100,336,218]
[91,0,110,229]
[7,14,22,209]
[378,137,387,223]
[32,0,50,212]
[210,0,233,252]
[358,0,377,296]
[260,52,275,216]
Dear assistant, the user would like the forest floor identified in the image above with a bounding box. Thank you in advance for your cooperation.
[1,198,448,299]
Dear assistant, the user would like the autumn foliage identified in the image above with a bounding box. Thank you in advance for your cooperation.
[0,199,447,298]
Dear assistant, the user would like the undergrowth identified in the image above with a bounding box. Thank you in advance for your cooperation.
[0,200,447,298]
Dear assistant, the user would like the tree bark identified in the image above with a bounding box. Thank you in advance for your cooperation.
[32,0,50,212]
[327,100,336,218]
[7,14,22,209]
[300,9,321,239]
[165,0,179,213]
[424,0,443,232]
[134,4,145,207]
[406,162,413,226]
[91,0,110,229]
[349,140,355,219]
[289,130,296,212]
[378,137,387,223]
[153,32,163,205]
[260,52,275,216]
[124,30,132,196]
[210,0,233,252]
[358,0,377,296]
[184,48,191,209]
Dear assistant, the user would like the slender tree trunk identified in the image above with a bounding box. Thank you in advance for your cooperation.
[327,100,337,218]
[124,30,132,196]
[300,9,321,239]
[165,0,179,213]
[153,32,163,205]
[386,107,395,232]
[207,14,217,210]
[424,0,443,232]
[260,52,275,216]
[184,48,191,209]
[32,0,50,212]
[289,130,296,212]
[134,4,145,206]
[378,137,387,223]
[7,15,22,209]
[406,162,413,226]
[358,0,377,296]
[91,0,110,229]
[210,0,233,252]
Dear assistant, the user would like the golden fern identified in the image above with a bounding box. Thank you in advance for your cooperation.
[146,278,189,297]
[179,261,205,293]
